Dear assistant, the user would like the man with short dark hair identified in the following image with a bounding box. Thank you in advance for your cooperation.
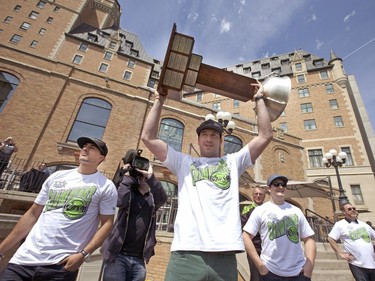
[328,203,375,281]
[243,174,316,281]
[0,137,118,281]
[141,81,273,281]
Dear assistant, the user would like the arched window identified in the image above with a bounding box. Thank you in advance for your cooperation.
[224,135,243,155]
[0,72,20,112]
[159,118,184,152]
[68,98,112,142]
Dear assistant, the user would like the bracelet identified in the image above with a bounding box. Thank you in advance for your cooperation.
[254,95,265,101]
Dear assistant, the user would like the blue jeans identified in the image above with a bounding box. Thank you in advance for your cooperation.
[103,253,146,281]
[349,263,375,281]
[0,263,78,281]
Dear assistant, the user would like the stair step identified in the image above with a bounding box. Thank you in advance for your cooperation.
[314,259,350,270]
[312,270,354,281]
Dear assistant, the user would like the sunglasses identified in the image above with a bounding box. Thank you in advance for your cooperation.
[272,182,286,187]
[347,207,356,211]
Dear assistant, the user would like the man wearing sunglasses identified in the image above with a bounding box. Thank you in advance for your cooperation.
[328,203,375,281]
[243,174,316,281]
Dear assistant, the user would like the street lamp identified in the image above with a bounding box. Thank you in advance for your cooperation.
[322,149,350,207]
[205,111,236,135]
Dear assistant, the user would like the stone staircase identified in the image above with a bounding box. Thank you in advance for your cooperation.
[237,242,354,281]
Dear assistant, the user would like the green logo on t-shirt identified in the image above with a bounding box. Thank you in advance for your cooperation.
[349,226,371,243]
[63,197,88,219]
[190,159,231,190]
[268,214,299,244]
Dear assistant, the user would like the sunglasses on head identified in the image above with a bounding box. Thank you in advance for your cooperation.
[272,182,286,187]
[347,207,356,211]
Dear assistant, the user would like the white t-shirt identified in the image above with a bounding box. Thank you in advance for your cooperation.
[163,145,252,252]
[329,219,375,269]
[10,168,118,266]
[243,201,315,277]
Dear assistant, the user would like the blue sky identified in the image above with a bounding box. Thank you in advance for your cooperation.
[119,0,375,130]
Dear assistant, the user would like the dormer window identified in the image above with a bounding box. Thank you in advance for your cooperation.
[88,34,97,42]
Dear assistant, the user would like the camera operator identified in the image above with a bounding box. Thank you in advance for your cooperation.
[101,149,168,281]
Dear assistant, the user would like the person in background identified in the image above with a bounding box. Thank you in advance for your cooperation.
[101,149,168,281]
[0,137,118,281]
[328,203,375,281]
[141,81,273,281]
[19,163,49,193]
[0,137,18,180]
[243,174,316,281]
[240,186,266,281]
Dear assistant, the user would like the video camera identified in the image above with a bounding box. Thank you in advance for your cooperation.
[131,149,149,171]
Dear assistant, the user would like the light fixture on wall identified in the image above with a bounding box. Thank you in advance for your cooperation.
[322,149,350,207]
[205,111,235,135]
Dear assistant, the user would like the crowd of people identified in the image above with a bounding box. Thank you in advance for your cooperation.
[0,82,374,281]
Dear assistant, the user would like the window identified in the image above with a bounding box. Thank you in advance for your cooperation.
[212,102,221,110]
[72,54,83,64]
[304,119,316,130]
[298,88,310,98]
[14,5,22,12]
[128,59,136,68]
[243,67,251,74]
[329,99,338,109]
[351,185,364,205]
[38,28,46,35]
[103,51,113,61]
[224,135,242,155]
[159,118,184,152]
[88,34,97,42]
[53,6,60,12]
[156,180,178,232]
[303,54,311,61]
[297,74,305,84]
[280,122,288,132]
[46,17,53,24]
[326,83,334,93]
[281,59,289,66]
[4,16,13,23]
[308,149,323,167]
[233,99,239,108]
[130,49,139,57]
[10,34,22,43]
[78,43,88,52]
[295,63,302,71]
[334,116,344,127]
[20,22,31,31]
[261,63,270,70]
[301,103,313,113]
[196,92,202,101]
[109,41,117,49]
[125,41,133,48]
[320,70,328,79]
[123,71,132,80]
[99,63,108,73]
[29,11,39,20]
[68,98,112,142]
[341,147,353,166]
[252,72,260,79]
[147,79,156,88]
[36,1,47,8]
[0,72,20,112]
[314,60,324,67]
[151,71,159,78]
[30,40,38,48]
[271,67,281,75]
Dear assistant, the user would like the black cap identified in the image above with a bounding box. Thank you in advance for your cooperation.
[267,174,288,186]
[77,137,108,156]
[196,119,223,136]
[122,149,137,164]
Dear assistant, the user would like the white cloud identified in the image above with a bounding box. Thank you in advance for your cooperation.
[220,18,232,33]
[315,39,324,50]
[240,0,246,5]
[188,12,199,22]
[343,10,356,22]
[211,14,218,23]
[311,14,317,21]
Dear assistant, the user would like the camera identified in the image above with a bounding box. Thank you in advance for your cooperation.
[131,149,149,171]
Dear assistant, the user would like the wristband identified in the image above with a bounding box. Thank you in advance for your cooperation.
[254,95,265,101]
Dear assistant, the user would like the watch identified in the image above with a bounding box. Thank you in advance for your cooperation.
[80,249,91,262]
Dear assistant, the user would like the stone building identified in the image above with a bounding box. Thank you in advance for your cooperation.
[0,0,374,280]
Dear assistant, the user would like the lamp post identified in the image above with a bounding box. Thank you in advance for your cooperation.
[205,111,236,135]
[322,149,350,208]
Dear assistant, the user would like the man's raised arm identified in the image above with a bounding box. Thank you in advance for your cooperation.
[141,90,169,162]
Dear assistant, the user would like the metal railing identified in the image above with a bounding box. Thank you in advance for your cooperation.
[305,208,335,242]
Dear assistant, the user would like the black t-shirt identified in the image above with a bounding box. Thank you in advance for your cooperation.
[121,189,152,257]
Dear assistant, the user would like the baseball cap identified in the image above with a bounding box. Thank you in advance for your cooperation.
[77,137,108,156]
[196,119,223,136]
[267,174,288,186]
